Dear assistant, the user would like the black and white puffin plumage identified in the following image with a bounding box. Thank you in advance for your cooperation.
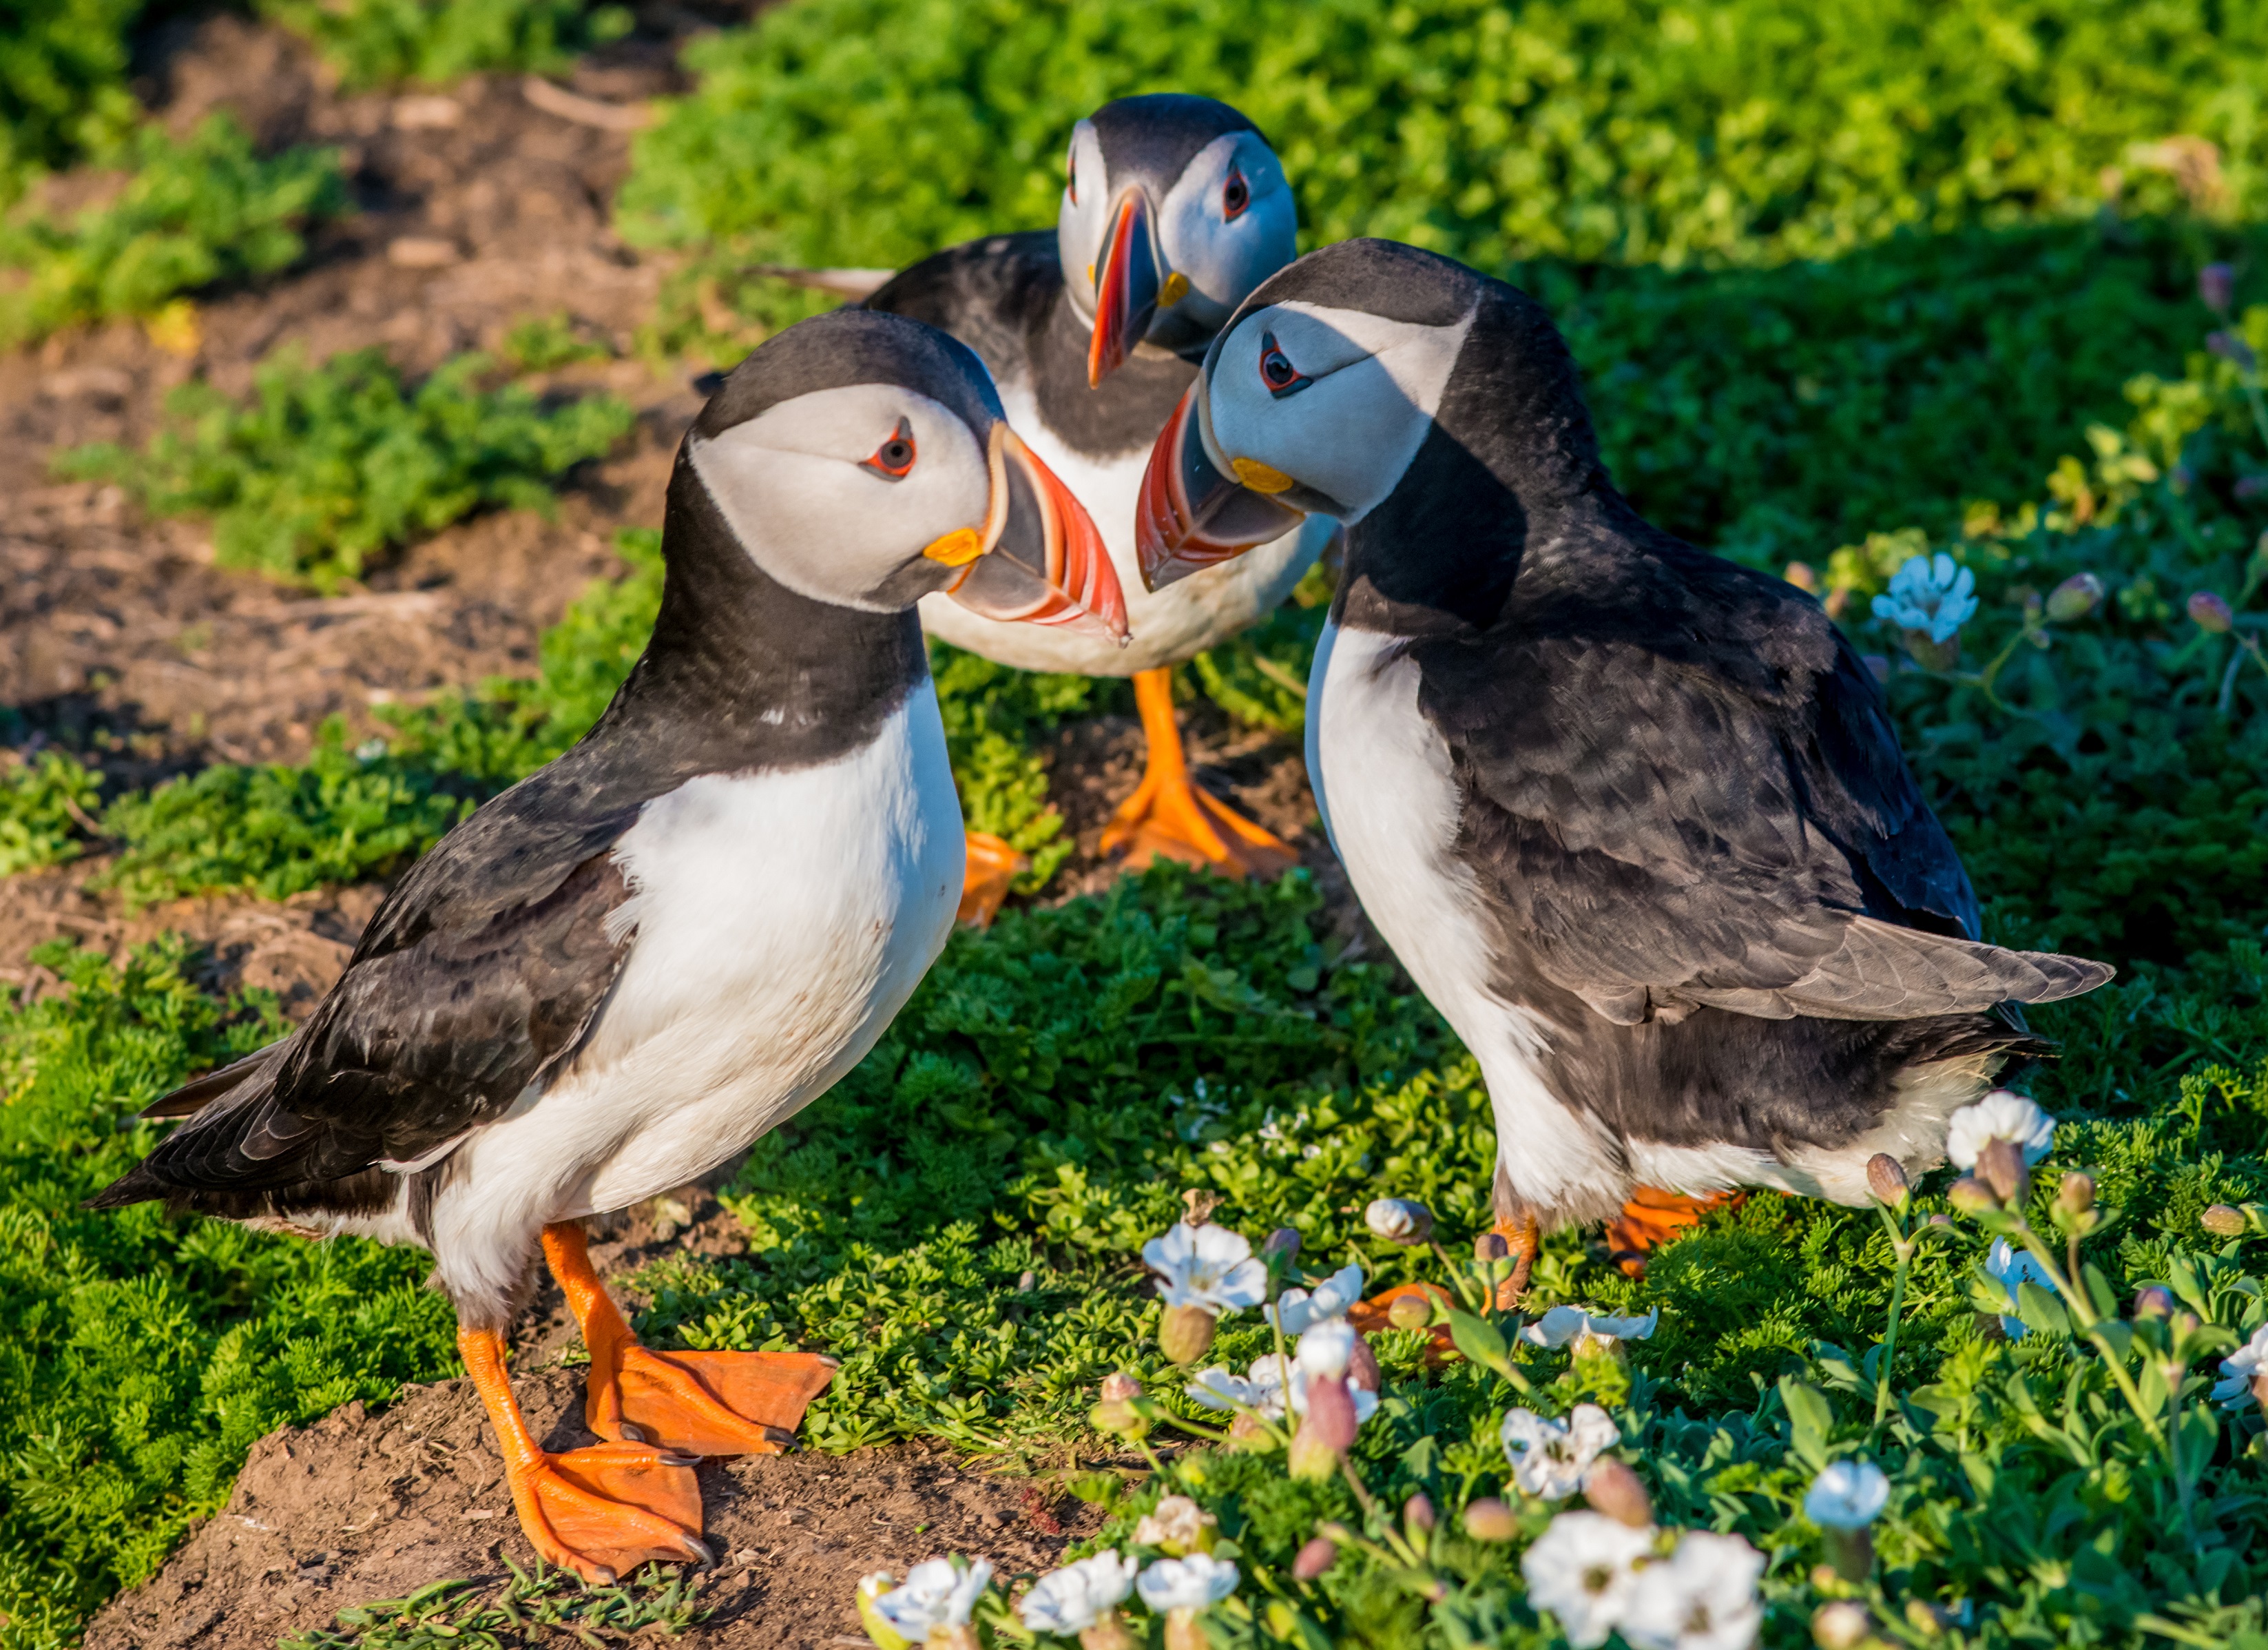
[860,95,1338,894]
[94,308,1123,1581]
[1138,238,2113,1233]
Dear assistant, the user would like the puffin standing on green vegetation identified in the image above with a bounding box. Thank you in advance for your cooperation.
[93,309,1125,1582]
[857,92,1336,918]
[1137,238,2114,1277]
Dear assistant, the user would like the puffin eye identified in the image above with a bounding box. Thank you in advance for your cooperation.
[1065,151,1078,206]
[1257,332,1308,399]
[862,417,917,479]
[1222,165,1249,222]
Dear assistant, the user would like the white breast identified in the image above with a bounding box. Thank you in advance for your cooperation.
[1310,620,1627,1215]
[426,683,964,1303]
[918,374,1329,676]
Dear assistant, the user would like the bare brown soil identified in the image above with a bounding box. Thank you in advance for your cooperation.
[2,17,1326,1641]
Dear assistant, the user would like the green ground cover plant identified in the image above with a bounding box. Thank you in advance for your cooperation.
[255,0,630,90]
[59,344,635,588]
[0,114,348,348]
[0,0,141,191]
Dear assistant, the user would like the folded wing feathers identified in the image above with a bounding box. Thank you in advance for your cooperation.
[1708,916,2112,1022]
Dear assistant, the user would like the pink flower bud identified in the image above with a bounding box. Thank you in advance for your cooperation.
[1261,1227,1302,1261]
[2201,262,2236,312]
[1158,1304,1218,1365]
[2045,572,2103,622]
[1298,1374,1359,1463]
[1581,1458,1654,1529]
[2134,1285,2175,1319]
[1947,1176,1997,1215]
[1812,1600,1873,1649]
[1346,1335,1381,1394]
[1474,1231,1510,1262]
[1462,1498,1517,1542]
[1404,1492,1436,1532]
[1977,1137,2030,1204]
[1100,1371,1144,1403]
[2190,591,2236,634]
[1865,1153,1910,1207]
[2055,1171,2096,1216]
[1292,1536,1338,1580]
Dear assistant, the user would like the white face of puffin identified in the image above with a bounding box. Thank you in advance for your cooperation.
[1133,297,1475,590]
[1059,123,1296,378]
[690,380,1131,639]
[689,384,990,612]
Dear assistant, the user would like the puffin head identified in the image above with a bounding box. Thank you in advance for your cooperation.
[687,308,1127,639]
[1136,239,1601,611]
[1059,93,1297,389]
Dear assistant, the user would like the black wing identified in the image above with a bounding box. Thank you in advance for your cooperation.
[93,756,646,1206]
[859,230,1063,388]
[1422,538,2112,1024]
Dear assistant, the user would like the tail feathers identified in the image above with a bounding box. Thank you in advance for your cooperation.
[139,1038,289,1119]
[1725,918,2116,1022]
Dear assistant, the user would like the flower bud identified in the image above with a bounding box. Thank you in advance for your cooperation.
[1474,1231,1510,1262]
[1977,1137,2030,1205]
[1079,1613,1136,1650]
[1388,1292,1434,1332]
[1926,1213,1954,1230]
[1092,1397,1149,1441]
[1404,1492,1437,1532]
[1158,1304,1218,1365]
[1292,1536,1338,1580]
[1100,1371,1143,1403]
[1813,1601,1873,1650]
[2201,262,2236,313]
[1163,1612,1207,1650]
[2133,1285,2174,1319]
[1261,1226,1302,1262]
[2044,572,2103,622]
[1346,1334,1381,1394]
[1462,1498,1517,1542]
[1946,1175,1997,1215]
[1302,1374,1360,1454]
[1365,1197,1434,1245]
[2190,591,2236,634]
[2209,331,2260,370]
[1227,1411,1273,1450]
[1865,1153,1911,1208]
[2202,1204,2247,1237]
[1581,1458,1654,1529]
[2054,1171,2096,1217]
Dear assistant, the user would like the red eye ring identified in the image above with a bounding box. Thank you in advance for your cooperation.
[863,417,917,479]
[1258,331,1308,398]
[1223,164,1249,222]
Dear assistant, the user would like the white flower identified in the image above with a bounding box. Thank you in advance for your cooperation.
[1871,553,1977,643]
[1132,1494,1214,1554]
[1621,1531,1765,1650]
[1185,1361,1287,1420]
[1501,1403,1621,1500]
[1521,1305,1661,1351]
[1985,1237,2059,1339]
[1944,1090,2057,1170]
[1521,1510,1656,1649]
[1295,1319,1357,1379]
[1019,1551,1138,1636]
[1143,1222,1269,1314]
[2213,1323,2268,1409]
[874,1558,994,1639]
[1266,1263,1365,1334]
[1135,1551,1240,1613]
[1804,1461,1890,1529]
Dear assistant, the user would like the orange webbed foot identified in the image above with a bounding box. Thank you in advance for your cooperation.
[1099,667,1298,880]
[1605,1188,1742,1278]
[510,1440,709,1584]
[957,831,1029,927]
[602,1347,839,1458]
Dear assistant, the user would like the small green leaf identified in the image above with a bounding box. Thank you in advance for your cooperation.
[1779,1376,1834,1471]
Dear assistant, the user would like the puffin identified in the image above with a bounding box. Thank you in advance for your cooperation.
[1135,238,2114,1280]
[858,92,1336,916]
[92,308,1125,1582]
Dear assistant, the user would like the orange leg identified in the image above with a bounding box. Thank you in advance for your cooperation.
[1492,1213,1539,1309]
[1604,1188,1742,1278]
[957,831,1029,927]
[541,1222,836,1458]
[1098,668,1298,878]
[457,1323,708,1584]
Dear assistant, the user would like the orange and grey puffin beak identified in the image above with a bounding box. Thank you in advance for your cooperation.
[1136,382,1306,590]
[930,424,1130,641]
[1086,187,1167,388]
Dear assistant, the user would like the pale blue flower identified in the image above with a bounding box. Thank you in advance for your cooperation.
[1986,1237,2058,1339]
[1872,554,1977,643]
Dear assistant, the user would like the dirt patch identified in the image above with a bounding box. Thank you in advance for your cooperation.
[85,1367,1105,1650]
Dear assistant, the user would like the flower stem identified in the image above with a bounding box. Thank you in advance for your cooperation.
[1871,1205,1913,1432]
[2010,1223,2165,1446]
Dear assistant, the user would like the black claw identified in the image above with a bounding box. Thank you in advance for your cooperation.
[680,1534,717,1569]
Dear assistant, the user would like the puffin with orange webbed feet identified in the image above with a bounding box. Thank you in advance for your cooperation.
[1136,239,2113,1283]
[859,93,1336,916]
[93,308,1124,1582]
